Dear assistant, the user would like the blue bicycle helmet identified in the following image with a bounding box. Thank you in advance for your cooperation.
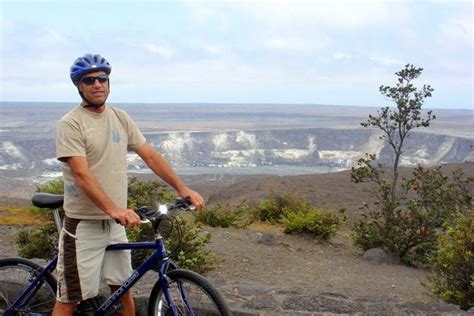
[70,54,112,84]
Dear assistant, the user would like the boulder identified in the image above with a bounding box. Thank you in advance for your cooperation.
[362,248,401,265]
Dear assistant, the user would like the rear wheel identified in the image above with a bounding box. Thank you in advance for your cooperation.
[0,258,57,315]
[148,269,231,316]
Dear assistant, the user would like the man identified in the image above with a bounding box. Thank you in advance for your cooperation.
[53,53,204,315]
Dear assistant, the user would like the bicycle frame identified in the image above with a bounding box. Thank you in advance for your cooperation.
[96,238,178,316]
[5,237,181,316]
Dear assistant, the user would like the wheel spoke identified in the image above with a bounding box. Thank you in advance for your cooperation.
[0,260,56,314]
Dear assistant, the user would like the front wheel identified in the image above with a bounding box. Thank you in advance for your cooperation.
[0,258,57,315]
[148,269,231,316]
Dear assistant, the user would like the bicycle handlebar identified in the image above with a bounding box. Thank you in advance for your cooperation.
[135,197,196,223]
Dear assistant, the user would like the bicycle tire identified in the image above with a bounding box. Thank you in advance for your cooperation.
[148,269,231,316]
[0,257,57,315]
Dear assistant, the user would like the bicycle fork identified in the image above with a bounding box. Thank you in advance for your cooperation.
[159,267,196,316]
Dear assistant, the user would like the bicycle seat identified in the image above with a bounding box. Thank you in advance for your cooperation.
[32,193,64,209]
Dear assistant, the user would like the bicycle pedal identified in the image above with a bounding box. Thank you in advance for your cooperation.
[75,297,101,315]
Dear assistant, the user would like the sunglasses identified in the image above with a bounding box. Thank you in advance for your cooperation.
[80,75,109,85]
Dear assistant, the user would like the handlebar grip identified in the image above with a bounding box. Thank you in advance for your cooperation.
[134,197,195,222]
[174,197,195,210]
[136,206,156,220]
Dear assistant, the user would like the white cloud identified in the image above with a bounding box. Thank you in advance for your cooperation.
[144,44,174,59]
[370,56,405,67]
[263,37,324,52]
[333,52,352,61]
[242,0,395,30]
[184,3,231,32]
[122,58,275,84]
[439,14,472,45]
[199,44,225,55]
[434,13,473,73]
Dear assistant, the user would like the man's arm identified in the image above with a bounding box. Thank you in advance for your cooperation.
[136,143,205,210]
[66,156,141,226]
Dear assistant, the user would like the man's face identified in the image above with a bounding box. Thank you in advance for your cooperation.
[77,71,110,105]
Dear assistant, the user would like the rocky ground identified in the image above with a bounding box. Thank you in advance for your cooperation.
[0,224,471,315]
[200,226,470,315]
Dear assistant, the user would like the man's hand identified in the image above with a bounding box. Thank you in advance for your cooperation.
[136,144,205,210]
[112,208,141,227]
[178,187,205,210]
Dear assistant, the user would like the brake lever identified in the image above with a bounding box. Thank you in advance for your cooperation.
[136,206,155,223]
[175,197,196,211]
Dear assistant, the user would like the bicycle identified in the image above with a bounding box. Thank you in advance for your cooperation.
[0,193,232,315]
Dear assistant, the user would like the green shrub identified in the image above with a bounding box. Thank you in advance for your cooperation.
[194,200,254,228]
[351,220,384,251]
[16,225,57,259]
[16,179,64,258]
[35,178,65,195]
[166,218,215,273]
[351,166,473,266]
[256,191,311,223]
[29,178,65,221]
[252,192,343,241]
[127,216,215,273]
[282,208,342,240]
[127,176,175,208]
[194,205,236,228]
[126,178,215,273]
[429,211,474,310]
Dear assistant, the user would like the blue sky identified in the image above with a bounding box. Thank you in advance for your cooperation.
[1,0,472,109]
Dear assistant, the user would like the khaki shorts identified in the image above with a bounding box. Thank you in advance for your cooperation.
[56,216,132,303]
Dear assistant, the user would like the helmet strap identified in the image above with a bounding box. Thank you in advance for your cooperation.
[79,90,104,109]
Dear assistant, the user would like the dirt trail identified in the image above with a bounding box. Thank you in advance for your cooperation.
[204,226,432,302]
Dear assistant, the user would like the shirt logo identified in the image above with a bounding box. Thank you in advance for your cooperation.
[112,130,121,143]
[66,184,78,197]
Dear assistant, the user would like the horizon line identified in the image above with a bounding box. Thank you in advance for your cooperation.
[0,100,471,111]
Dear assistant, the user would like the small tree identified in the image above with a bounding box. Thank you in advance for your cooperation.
[353,64,435,203]
[351,64,444,264]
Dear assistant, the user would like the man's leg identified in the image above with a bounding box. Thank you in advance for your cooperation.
[56,218,107,313]
[55,217,85,315]
[52,301,76,316]
[110,285,135,316]
[103,220,135,315]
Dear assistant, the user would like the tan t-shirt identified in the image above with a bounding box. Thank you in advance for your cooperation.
[56,105,146,219]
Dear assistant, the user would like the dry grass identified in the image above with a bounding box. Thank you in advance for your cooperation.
[247,221,284,233]
[0,206,44,226]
